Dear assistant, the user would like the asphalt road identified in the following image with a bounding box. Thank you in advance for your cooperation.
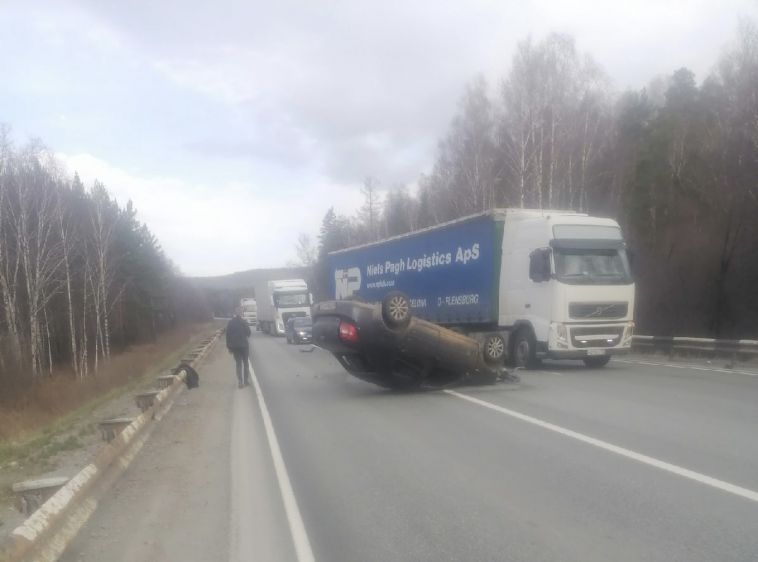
[62,332,758,562]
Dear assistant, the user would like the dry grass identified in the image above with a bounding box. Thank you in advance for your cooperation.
[0,322,214,449]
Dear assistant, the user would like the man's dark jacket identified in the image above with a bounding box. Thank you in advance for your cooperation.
[226,316,251,351]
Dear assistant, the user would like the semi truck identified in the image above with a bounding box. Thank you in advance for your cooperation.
[255,279,311,336]
[326,208,635,368]
[239,297,257,326]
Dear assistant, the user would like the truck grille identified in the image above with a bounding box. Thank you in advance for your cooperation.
[569,302,628,320]
[570,326,624,348]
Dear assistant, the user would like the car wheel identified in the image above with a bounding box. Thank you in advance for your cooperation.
[483,333,506,365]
[582,355,611,368]
[509,329,538,369]
[381,291,411,329]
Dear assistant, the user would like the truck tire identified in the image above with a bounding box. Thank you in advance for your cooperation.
[582,355,611,368]
[381,291,411,329]
[509,329,538,369]
[483,333,506,365]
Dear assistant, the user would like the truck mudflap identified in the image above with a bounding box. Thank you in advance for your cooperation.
[312,294,518,390]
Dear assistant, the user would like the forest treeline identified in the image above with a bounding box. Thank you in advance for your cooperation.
[313,22,758,338]
[0,128,211,389]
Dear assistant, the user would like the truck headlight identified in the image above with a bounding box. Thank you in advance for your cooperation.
[622,321,635,346]
[551,322,568,342]
[550,322,569,349]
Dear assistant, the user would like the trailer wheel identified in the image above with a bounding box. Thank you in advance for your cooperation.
[381,291,411,329]
[582,355,611,368]
[510,328,538,369]
[483,334,506,365]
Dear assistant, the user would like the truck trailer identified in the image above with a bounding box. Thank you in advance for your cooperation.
[325,208,635,368]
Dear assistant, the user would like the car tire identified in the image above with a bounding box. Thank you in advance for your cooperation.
[509,328,539,369]
[483,333,506,365]
[582,355,611,368]
[381,291,412,329]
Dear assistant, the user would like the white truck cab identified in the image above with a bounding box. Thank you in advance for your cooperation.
[500,210,635,366]
[257,279,311,336]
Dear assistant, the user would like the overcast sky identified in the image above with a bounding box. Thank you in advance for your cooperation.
[2,0,756,276]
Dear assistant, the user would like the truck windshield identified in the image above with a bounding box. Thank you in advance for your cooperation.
[275,293,309,307]
[554,248,632,285]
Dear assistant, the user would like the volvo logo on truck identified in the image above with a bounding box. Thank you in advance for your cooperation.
[335,267,362,299]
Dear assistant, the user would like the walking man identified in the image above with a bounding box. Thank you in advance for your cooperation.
[226,307,252,388]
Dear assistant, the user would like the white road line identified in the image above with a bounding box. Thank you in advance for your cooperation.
[615,358,758,377]
[250,365,316,562]
[444,389,758,503]
[536,370,563,376]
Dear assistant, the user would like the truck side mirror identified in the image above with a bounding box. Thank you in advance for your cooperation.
[529,248,551,283]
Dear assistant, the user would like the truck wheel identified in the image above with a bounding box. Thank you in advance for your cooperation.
[582,356,611,368]
[381,291,411,329]
[510,329,538,369]
[483,334,506,365]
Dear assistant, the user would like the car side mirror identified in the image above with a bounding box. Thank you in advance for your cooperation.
[529,248,551,283]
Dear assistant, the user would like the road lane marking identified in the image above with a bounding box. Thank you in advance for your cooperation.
[250,365,316,562]
[615,358,758,377]
[444,389,758,503]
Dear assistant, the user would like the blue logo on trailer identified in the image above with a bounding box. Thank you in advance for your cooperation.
[329,216,496,324]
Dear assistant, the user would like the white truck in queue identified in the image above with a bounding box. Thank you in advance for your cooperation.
[326,208,635,368]
[239,298,257,326]
[255,278,312,336]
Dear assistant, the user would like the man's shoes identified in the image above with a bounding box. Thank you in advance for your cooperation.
[238,381,244,389]
[244,378,251,386]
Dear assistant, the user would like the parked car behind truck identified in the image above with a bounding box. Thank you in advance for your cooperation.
[286,316,313,344]
[324,208,635,369]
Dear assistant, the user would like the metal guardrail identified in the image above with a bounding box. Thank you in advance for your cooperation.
[632,335,758,356]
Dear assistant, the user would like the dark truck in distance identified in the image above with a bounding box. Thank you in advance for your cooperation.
[286,316,313,344]
[312,292,505,390]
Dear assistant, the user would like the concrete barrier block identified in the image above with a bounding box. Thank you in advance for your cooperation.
[134,391,160,412]
[12,477,70,516]
[98,418,134,443]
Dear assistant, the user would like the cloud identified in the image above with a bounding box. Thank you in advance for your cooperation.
[6,0,758,275]
[56,152,363,276]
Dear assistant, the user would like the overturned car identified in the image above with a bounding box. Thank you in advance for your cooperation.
[312,292,509,390]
